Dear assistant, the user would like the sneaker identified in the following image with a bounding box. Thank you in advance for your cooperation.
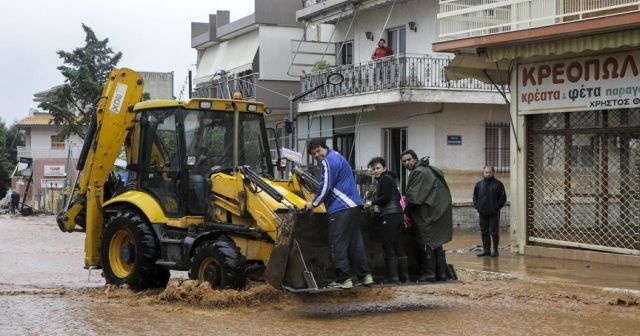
[326,278,353,289]
[356,274,374,287]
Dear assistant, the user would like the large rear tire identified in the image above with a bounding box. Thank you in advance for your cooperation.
[189,237,247,290]
[101,209,170,290]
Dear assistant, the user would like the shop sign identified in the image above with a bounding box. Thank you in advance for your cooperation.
[517,50,640,115]
[44,165,66,177]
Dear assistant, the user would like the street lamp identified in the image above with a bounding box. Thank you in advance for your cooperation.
[287,72,344,155]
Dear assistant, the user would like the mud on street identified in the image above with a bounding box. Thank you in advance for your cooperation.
[1,215,638,336]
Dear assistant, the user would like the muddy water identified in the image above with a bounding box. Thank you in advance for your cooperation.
[1,215,638,336]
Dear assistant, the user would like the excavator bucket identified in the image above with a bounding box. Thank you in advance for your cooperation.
[265,210,458,293]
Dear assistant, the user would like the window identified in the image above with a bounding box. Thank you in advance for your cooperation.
[51,135,65,149]
[383,127,408,191]
[485,122,510,172]
[337,40,353,65]
[386,27,406,55]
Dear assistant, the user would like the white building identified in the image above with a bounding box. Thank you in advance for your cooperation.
[295,0,510,204]
[191,0,305,130]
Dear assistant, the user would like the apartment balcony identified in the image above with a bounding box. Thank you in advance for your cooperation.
[193,72,259,100]
[299,54,500,104]
[438,0,640,41]
[17,146,72,160]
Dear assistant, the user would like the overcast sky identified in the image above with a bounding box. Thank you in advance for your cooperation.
[0,0,255,125]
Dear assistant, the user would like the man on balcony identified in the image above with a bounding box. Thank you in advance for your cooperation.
[371,38,393,60]
[371,39,394,89]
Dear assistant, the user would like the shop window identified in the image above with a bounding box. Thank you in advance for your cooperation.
[485,122,510,172]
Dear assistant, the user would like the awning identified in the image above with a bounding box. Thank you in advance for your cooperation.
[11,162,31,178]
[445,53,511,85]
[195,30,259,85]
[487,28,640,62]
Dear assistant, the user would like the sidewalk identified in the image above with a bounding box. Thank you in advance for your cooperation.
[444,229,640,292]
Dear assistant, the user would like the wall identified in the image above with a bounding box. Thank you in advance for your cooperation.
[353,103,508,170]
[140,72,174,99]
[323,0,445,65]
[259,26,305,81]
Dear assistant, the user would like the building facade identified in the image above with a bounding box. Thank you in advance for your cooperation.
[296,0,510,209]
[191,0,305,134]
[434,0,640,260]
[14,109,82,214]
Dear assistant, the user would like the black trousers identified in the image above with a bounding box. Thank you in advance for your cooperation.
[479,213,500,252]
[328,207,371,282]
[380,213,406,258]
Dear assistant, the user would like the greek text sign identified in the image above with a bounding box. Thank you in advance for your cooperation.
[517,50,640,115]
[44,165,66,177]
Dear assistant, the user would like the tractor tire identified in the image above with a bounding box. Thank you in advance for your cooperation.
[101,209,170,290]
[189,237,247,290]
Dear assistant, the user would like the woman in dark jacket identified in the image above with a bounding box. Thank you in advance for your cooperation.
[367,157,408,283]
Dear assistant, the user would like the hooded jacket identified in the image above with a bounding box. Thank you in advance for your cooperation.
[312,148,362,214]
[404,159,453,248]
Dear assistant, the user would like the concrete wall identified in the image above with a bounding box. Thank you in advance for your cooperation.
[259,26,304,81]
[256,0,303,26]
[140,71,174,99]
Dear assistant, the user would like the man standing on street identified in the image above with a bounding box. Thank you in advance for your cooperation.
[401,150,453,282]
[473,166,507,257]
[305,139,373,289]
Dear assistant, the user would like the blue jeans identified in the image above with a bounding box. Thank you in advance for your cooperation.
[327,207,371,282]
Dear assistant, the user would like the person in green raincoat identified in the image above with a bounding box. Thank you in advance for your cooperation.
[401,149,452,282]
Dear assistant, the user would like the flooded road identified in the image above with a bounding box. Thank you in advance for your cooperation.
[1,215,638,335]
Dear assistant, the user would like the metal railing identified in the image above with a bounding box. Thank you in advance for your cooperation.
[17,146,81,160]
[438,0,640,41]
[193,73,259,100]
[300,54,498,101]
[303,0,329,7]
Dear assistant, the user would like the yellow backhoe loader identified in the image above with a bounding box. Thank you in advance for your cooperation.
[57,68,457,292]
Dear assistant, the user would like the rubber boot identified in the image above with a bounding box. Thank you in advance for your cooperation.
[397,256,410,283]
[434,246,448,281]
[418,245,436,282]
[384,257,400,284]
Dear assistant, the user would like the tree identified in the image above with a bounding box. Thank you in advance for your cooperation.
[39,24,122,138]
[5,124,25,166]
[0,120,16,198]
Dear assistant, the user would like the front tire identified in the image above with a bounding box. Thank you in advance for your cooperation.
[189,237,247,290]
[101,209,170,290]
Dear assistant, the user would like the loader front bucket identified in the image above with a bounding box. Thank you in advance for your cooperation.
[265,209,458,292]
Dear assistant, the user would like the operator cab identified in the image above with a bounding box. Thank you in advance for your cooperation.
[129,99,273,216]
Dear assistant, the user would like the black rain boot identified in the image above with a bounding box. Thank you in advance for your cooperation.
[397,256,410,283]
[418,245,436,282]
[384,257,400,284]
[434,246,448,281]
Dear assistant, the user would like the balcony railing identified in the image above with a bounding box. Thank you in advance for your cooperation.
[300,54,498,101]
[303,0,329,7]
[438,0,640,41]
[17,146,79,160]
[193,73,258,100]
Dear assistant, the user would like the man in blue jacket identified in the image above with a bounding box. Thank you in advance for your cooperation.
[305,139,373,289]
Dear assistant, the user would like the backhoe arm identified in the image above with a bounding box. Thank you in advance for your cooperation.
[56,68,144,267]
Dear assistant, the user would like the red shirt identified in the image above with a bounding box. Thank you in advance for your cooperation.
[372,46,393,59]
